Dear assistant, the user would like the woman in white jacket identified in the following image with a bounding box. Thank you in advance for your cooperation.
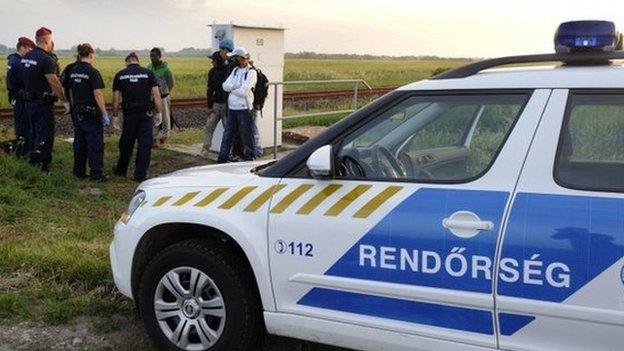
[217,47,258,163]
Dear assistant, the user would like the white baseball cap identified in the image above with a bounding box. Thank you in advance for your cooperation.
[227,47,250,58]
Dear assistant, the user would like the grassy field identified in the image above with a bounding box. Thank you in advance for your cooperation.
[0,127,346,350]
[0,57,469,109]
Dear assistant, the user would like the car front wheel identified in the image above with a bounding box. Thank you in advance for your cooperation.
[139,239,263,351]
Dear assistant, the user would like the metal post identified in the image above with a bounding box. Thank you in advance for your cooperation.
[273,84,279,159]
[352,81,360,110]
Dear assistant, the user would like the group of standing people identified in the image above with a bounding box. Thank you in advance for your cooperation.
[5,29,268,183]
[204,38,268,163]
[5,27,175,181]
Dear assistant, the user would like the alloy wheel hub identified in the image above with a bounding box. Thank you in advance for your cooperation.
[182,298,201,319]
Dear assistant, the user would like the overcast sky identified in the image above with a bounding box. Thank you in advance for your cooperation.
[2,0,624,57]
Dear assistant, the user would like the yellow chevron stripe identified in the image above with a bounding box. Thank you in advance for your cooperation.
[270,184,314,214]
[218,186,258,209]
[353,186,403,218]
[153,196,172,207]
[244,184,287,212]
[194,188,229,207]
[324,184,372,217]
[172,191,201,206]
[296,184,342,215]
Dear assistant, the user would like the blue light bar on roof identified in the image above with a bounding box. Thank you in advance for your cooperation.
[555,20,622,53]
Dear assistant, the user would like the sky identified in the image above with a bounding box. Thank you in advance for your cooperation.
[2,0,624,58]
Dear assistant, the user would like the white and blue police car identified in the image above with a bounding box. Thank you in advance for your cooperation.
[110,20,624,351]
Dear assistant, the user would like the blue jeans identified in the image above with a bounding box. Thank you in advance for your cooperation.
[251,110,263,158]
[218,109,255,163]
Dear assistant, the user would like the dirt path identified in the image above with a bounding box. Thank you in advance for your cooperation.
[0,315,347,351]
[0,315,149,351]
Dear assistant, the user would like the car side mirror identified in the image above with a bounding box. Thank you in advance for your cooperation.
[307,145,334,180]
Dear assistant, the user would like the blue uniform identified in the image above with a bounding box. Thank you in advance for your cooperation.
[66,61,106,180]
[6,53,30,156]
[21,47,58,170]
[112,64,158,181]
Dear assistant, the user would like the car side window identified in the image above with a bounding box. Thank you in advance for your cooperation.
[555,93,624,192]
[336,93,529,182]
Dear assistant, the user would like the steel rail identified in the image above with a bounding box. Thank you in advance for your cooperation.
[0,87,396,120]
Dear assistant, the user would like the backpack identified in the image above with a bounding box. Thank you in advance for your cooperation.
[241,65,269,110]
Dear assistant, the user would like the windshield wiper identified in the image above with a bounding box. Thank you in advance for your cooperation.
[251,160,278,174]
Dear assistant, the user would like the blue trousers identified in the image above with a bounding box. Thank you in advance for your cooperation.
[26,101,55,169]
[115,113,153,180]
[72,113,104,179]
[12,100,30,156]
[251,110,263,158]
[217,109,255,163]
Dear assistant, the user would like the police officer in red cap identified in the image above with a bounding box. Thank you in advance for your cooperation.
[112,52,163,182]
[6,37,35,157]
[21,27,69,172]
[66,43,109,181]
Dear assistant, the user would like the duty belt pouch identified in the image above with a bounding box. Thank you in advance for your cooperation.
[75,105,98,121]
[41,93,58,105]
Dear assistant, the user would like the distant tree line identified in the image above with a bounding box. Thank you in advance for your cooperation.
[284,51,477,61]
[0,44,473,60]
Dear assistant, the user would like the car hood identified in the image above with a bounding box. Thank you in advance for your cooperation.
[139,161,271,189]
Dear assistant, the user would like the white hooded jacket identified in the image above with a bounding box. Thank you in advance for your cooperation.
[222,65,257,111]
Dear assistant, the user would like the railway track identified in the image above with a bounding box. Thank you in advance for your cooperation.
[0,86,396,120]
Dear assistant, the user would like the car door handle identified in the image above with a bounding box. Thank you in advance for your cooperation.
[442,218,494,231]
[442,211,494,238]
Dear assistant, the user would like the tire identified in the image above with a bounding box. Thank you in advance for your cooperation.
[138,239,264,351]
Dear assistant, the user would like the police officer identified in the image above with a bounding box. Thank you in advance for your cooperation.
[66,43,109,181]
[112,52,163,182]
[21,27,69,172]
[6,37,35,157]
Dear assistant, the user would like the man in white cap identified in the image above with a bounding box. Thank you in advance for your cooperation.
[217,47,257,163]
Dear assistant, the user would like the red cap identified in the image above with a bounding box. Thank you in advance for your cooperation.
[125,52,139,62]
[36,27,52,37]
[17,37,35,49]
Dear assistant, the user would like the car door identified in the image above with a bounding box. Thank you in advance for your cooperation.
[268,89,551,348]
[496,89,624,351]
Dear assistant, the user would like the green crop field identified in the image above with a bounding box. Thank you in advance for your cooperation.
[0,57,470,109]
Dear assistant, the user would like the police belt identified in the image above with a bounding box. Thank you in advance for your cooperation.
[74,105,99,119]
[21,91,58,104]
[123,102,155,115]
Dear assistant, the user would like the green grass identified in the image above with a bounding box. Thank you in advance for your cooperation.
[0,127,348,350]
[0,129,204,327]
[0,57,469,109]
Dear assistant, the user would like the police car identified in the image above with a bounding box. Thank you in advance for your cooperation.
[110,21,624,351]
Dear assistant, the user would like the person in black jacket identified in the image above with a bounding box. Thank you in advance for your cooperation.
[202,51,228,154]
